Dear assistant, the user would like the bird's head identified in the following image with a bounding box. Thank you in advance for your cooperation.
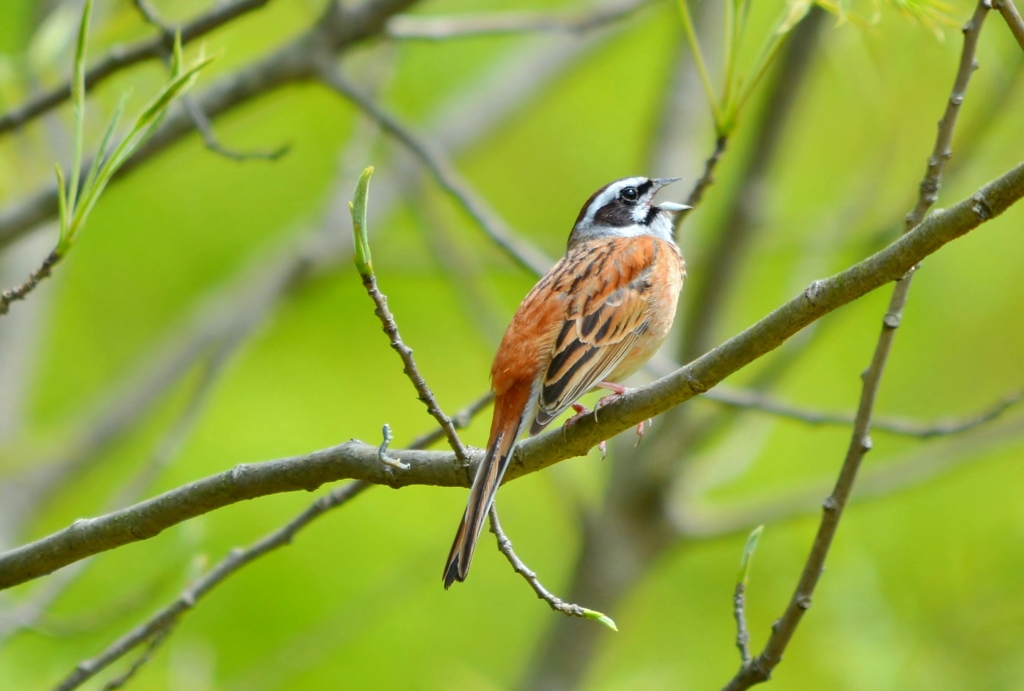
[567,177,689,248]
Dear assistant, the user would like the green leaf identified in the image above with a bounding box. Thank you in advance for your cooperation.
[737,525,764,586]
[582,608,618,632]
[66,0,93,220]
[54,164,69,252]
[350,166,375,276]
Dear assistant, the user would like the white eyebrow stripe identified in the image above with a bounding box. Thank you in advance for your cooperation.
[582,176,647,225]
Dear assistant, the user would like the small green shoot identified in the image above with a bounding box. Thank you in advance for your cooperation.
[54,1,216,256]
[349,165,375,277]
[583,608,619,632]
[737,525,764,586]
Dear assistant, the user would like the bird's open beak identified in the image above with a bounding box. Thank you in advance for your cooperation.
[651,177,691,213]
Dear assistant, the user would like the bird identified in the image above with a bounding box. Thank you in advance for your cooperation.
[443,176,689,589]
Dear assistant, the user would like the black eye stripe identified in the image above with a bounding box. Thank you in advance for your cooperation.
[636,180,653,196]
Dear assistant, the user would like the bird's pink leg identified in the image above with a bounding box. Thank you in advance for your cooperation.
[595,381,651,444]
[564,403,607,458]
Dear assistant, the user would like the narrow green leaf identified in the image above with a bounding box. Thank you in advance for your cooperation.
[66,0,93,218]
[54,164,69,252]
[82,91,129,197]
[350,166,375,276]
[70,53,216,245]
[737,525,764,586]
[582,608,618,632]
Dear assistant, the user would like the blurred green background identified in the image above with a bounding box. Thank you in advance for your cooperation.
[1,0,1024,689]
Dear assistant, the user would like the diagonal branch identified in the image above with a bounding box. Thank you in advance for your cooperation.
[317,64,553,277]
[722,3,992,688]
[1,157,1021,592]
[0,0,273,138]
[994,0,1024,52]
[0,0,422,251]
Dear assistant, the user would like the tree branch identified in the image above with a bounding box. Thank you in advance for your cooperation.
[318,64,553,277]
[0,0,273,138]
[0,0,422,251]
[702,386,1024,438]
[53,481,371,691]
[489,506,616,629]
[722,4,991,687]
[2,158,1021,592]
[994,0,1024,53]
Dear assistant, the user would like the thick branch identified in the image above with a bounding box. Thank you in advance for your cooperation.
[1,160,1021,591]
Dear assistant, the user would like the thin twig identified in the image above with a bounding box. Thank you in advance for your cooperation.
[353,238,471,465]
[3,157,1022,592]
[703,386,1024,438]
[682,7,827,363]
[0,0,272,137]
[385,0,649,39]
[319,65,553,277]
[675,415,1024,540]
[0,250,60,316]
[721,4,991,688]
[488,506,615,629]
[130,0,290,162]
[733,581,751,664]
[994,0,1024,52]
[100,622,176,690]
[0,0,421,251]
[682,135,728,215]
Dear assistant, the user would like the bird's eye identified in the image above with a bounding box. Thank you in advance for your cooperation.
[620,186,639,202]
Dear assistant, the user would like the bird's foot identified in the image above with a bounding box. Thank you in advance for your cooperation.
[564,403,607,459]
[595,382,649,445]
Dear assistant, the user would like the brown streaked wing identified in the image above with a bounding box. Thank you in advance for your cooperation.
[530,238,658,434]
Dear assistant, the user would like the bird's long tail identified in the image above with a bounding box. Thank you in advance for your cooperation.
[443,388,529,588]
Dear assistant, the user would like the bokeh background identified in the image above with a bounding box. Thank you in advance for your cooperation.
[1,0,1024,689]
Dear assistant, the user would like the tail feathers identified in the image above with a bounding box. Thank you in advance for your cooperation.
[443,428,516,589]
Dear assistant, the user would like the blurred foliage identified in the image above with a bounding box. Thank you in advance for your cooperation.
[0,0,1023,689]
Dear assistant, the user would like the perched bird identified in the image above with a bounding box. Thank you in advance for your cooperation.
[443,177,689,588]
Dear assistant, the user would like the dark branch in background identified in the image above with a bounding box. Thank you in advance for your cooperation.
[3,157,1022,592]
[681,135,728,214]
[488,507,616,629]
[53,481,371,691]
[318,65,553,277]
[0,335,239,646]
[682,6,827,363]
[55,387,494,690]
[130,0,291,162]
[674,415,1024,540]
[723,3,991,688]
[0,0,422,251]
[385,0,650,39]
[0,0,272,138]
[994,0,1024,52]
[702,386,1024,438]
